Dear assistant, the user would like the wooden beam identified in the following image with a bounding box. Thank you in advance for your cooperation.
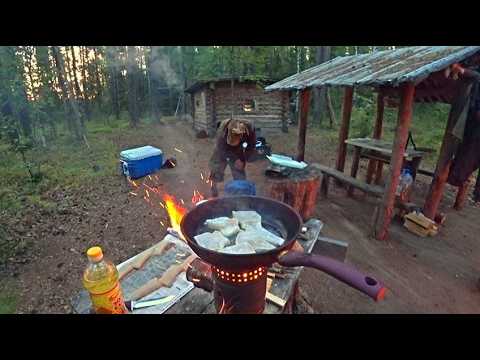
[296,89,311,162]
[423,80,473,219]
[374,83,416,241]
[366,92,385,184]
[335,87,354,173]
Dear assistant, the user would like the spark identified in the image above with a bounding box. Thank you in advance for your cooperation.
[129,192,138,196]
[160,221,165,227]
[145,190,150,198]
[159,202,165,208]
[148,175,152,180]
[174,147,183,153]
[180,199,185,205]
[200,173,204,180]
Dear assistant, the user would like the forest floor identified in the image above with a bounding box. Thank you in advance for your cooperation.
[1,118,479,314]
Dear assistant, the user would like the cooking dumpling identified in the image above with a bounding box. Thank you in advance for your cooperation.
[194,231,230,251]
[242,225,285,247]
[232,211,262,229]
[236,229,276,252]
[219,242,256,255]
[205,217,240,237]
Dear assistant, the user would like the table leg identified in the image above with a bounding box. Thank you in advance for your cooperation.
[374,161,384,185]
[348,147,361,196]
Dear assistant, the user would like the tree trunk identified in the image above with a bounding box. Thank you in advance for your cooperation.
[313,46,331,125]
[126,46,139,127]
[51,46,86,143]
[180,46,187,119]
[79,46,92,120]
[93,47,103,101]
[69,47,82,100]
[63,47,76,98]
[325,88,336,127]
[106,46,120,120]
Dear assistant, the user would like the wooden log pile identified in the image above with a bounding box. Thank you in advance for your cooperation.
[403,211,439,237]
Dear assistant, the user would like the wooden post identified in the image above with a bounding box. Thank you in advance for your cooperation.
[335,87,354,173]
[347,147,361,196]
[296,89,311,162]
[454,180,470,211]
[366,92,385,184]
[423,81,472,219]
[374,83,415,241]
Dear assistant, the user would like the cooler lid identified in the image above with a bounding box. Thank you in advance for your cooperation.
[120,146,163,161]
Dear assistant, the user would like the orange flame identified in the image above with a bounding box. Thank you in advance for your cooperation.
[163,194,187,235]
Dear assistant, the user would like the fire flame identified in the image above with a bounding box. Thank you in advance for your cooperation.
[163,193,187,235]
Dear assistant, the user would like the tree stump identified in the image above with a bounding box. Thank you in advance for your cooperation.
[267,167,321,220]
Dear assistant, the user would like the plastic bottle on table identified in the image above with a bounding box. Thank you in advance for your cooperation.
[82,246,128,314]
[396,168,413,196]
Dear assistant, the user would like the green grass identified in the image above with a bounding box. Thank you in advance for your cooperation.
[0,281,18,314]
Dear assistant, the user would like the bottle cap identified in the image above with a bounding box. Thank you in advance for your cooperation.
[87,246,103,262]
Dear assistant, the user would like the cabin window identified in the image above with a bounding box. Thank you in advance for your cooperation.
[243,99,256,112]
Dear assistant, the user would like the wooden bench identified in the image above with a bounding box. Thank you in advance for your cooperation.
[310,163,384,198]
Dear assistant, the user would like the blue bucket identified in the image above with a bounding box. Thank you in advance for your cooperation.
[224,180,256,196]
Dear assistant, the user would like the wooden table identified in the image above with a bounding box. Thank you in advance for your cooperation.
[345,138,425,192]
[71,219,347,314]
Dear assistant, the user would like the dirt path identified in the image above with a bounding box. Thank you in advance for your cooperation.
[2,120,479,313]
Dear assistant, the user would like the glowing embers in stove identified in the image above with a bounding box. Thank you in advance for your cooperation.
[213,266,265,283]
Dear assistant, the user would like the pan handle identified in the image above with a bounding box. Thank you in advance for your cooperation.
[278,251,386,301]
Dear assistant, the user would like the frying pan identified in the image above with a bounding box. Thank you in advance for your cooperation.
[180,195,386,301]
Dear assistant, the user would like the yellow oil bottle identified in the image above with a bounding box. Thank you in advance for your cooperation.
[83,246,128,314]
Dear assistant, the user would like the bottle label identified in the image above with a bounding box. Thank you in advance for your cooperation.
[90,282,128,314]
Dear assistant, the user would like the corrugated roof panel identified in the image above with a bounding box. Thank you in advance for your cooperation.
[265,46,480,91]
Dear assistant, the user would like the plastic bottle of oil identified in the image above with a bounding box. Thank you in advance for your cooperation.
[83,246,128,314]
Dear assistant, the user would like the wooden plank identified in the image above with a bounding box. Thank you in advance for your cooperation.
[296,89,311,162]
[345,138,425,159]
[374,83,415,241]
[336,87,354,174]
[311,163,384,197]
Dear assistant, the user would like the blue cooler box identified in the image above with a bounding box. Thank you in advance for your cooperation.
[120,146,163,179]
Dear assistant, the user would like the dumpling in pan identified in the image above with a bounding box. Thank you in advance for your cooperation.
[219,242,256,255]
[194,231,230,251]
[205,217,240,237]
[232,211,262,229]
[236,229,276,253]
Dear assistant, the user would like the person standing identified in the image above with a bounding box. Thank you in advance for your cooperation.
[208,118,256,197]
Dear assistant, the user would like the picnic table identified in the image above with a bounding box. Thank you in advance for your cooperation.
[345,138,425,187]
[71,219,348,314]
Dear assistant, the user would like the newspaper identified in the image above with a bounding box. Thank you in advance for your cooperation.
[71,234,195,314]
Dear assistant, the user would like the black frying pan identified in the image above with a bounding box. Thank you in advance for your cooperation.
[180,195,386,301]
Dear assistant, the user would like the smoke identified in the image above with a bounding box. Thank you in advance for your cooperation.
[103,46,182,90]
[149,46,181,89]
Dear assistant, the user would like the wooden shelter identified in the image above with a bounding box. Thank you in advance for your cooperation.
[265,46,480,241]
[185,77,290,137]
